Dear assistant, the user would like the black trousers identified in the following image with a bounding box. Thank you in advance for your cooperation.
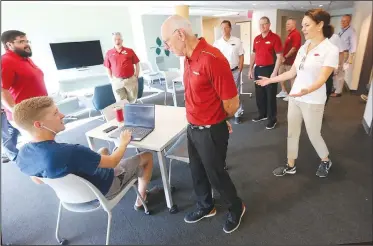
[325,74,333,105]
[254,65,278,121]
[187,121,242,212]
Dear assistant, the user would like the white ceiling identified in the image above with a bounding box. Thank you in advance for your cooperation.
[16,1,355,17]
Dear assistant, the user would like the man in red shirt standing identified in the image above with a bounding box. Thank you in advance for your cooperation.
[161,15,245,234]
[104,32,140,103]
[249,16,283,130]
[1,30,48,162]
[277,18,302,101]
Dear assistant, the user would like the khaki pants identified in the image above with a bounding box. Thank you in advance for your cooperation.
[111,75,138,103]
[333,67,345,94]
[279,64,295,87]
[287,98,329,160]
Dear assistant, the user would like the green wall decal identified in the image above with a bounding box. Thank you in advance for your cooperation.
[150,37,170,57]
[156,47,161,55]
[164,49,170,56]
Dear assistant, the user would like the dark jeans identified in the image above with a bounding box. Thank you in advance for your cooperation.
[1,112,20,161]
[254,65,278,122]
[187,121,242,212]
[325,74,333,105]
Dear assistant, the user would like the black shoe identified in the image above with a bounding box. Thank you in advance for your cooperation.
[1,156,10,163]
[223,203,246,233]
[316,159,332,178]
[234,117,241,124]
[266,120,277,130]
[224,165,228,170]
[184,207,216,223]
[273,163,296,177]
[252,116,267,122]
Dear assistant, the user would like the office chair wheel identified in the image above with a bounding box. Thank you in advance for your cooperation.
[169,205,179,214]
[59,239,68,245]
[171,186,176,193]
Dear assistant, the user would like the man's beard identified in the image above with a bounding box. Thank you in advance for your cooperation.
[13,47,32,57]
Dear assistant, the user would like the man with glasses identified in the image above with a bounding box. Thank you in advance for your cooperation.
[249,16,283,130]
[161,15,245,234]
[104,32,140,103]
[213,20,245,124]
[1,30,48,162]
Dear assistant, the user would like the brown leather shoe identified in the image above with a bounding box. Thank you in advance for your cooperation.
[330,93,342,97]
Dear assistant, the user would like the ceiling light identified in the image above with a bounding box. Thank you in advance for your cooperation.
[252,3,256,6]
[319,4,323,7]
[213,11,239,17]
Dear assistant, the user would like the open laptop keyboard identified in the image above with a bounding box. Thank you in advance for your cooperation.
[121,126,152,137]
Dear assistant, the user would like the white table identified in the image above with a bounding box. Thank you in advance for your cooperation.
[85,105,188,213]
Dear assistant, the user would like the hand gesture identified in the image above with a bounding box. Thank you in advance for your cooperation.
[289,88,309,97]
[120,129,132,146]
[255,76,271,87]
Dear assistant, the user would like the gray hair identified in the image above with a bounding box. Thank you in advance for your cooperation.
[165,15,194,36]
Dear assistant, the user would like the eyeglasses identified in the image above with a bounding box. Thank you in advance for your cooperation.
[299,55,306,70]
[13,40,31,45]
[163,29,179,49]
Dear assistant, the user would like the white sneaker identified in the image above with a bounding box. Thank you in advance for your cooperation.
[283,96,289,101]
[276,91,288,98]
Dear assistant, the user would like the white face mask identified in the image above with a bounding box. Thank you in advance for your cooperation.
[41,125,57,135]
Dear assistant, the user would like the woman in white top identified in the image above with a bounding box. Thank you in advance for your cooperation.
[256,8,339,178]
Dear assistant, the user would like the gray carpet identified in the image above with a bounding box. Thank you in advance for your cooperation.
[1,68,372,245]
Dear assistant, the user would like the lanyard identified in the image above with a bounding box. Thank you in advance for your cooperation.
[339,26,350,38]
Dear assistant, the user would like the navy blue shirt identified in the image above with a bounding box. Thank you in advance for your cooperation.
[16,140,114,195]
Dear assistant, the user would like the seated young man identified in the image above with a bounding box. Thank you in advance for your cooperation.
[13,96,153,209]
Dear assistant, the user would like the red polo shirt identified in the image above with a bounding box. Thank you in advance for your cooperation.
[184,38,238,126]
[1,51,48,120]
[253,30,283,66]
[283,29,302,65]
[104,47,140,78]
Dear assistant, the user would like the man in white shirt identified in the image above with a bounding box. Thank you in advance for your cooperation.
[331,14,357,97]
[213,20,244,124]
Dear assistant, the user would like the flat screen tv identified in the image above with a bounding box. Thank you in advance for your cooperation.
[50,40,104,70]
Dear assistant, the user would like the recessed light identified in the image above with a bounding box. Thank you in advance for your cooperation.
[319,5,323,7]
[252,3,256,6]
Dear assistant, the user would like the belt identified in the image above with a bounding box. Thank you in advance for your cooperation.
[188,120,225,130]
[231,66,239,71]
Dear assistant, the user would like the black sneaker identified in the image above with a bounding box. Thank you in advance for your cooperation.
[1,155,10,163]
[252,116,267,122]
[316,160,332,178]
[266,120,277,130]
[184,207,216,223]
[223,203,246,233]
[273,163,296,177]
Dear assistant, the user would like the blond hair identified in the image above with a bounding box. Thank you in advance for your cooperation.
[13,96,54,131]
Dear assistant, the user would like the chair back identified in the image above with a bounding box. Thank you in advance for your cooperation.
[137,76,144,99]
[101,99,129,122]
[39,174,102,204]
[155,56,167,71]
[92,84,116,110]
[139,62,153,73]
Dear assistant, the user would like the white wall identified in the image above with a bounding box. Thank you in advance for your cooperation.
[1,2,135,94]
[363,80,372,129]
[329,8,354,17]
[141,15,202,71]
[349,1,373,90]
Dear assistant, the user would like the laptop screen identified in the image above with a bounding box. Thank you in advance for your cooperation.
[124,104,155,128]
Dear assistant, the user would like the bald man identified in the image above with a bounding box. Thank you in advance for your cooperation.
[104,32,140,103]
[161,15,245,234]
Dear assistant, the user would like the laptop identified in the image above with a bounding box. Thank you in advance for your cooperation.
[108,104,155,141]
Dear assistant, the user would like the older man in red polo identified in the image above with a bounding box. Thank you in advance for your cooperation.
[104,32,140,103]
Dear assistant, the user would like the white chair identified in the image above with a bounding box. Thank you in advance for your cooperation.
[165,133,215,198]
[159,70,183,106]
[37,174,150,245]
[101,99,129,122]
[139,61,163,86]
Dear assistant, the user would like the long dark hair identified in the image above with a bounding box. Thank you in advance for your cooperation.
[305,8,333,38]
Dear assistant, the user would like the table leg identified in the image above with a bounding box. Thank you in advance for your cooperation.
[86,136,95,150]
[157,150,178,214]
[172,81,177,107]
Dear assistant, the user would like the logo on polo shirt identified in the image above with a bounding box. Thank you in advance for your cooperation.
[121,50,127,54]
[265,41,271,44]
[192,71,200,75]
